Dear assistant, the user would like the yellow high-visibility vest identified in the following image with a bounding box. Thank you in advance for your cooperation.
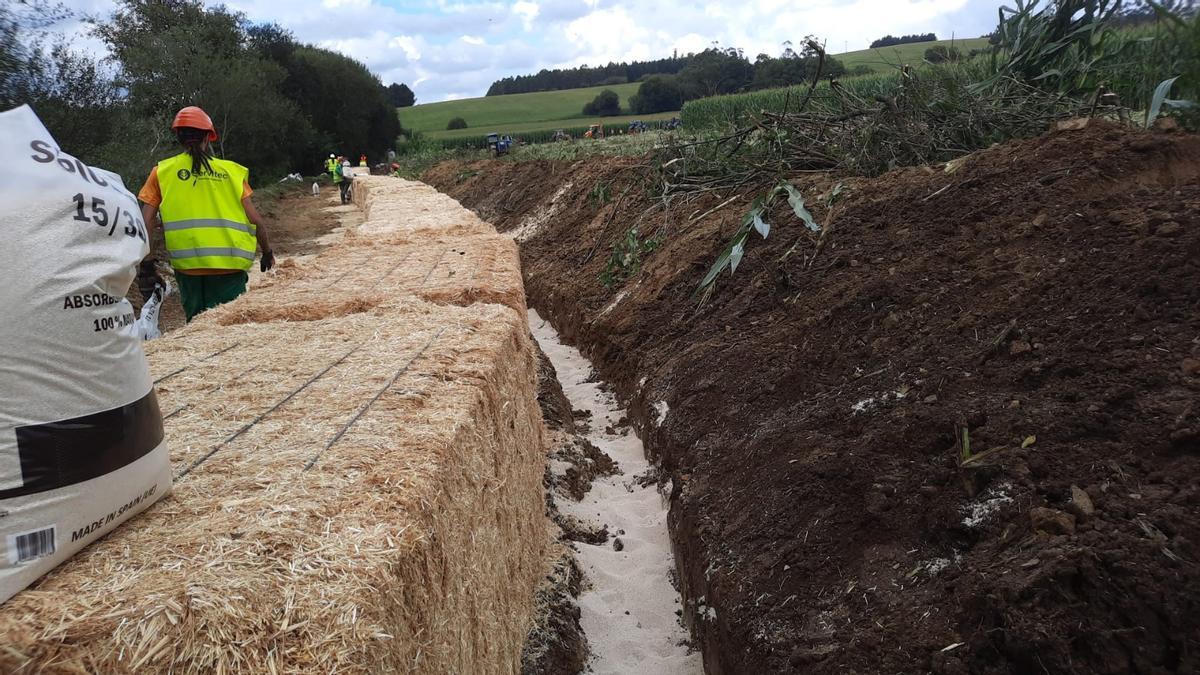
[158,152,256,271]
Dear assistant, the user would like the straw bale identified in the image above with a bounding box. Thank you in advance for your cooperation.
[0,176,551,673]
[202,231,525,325]
[0,301,546,673]
[353,177,493,237]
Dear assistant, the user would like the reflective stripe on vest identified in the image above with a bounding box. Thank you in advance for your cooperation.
[169,247,255,261]
[157,153,256,271]
[163,218,256,234]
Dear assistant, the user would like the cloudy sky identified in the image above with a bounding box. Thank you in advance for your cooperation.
[64,0,1005,103]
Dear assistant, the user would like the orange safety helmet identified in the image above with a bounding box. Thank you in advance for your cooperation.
[171,106,218,141]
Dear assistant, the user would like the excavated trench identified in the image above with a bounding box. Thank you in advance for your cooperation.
[426,121,1200,674]
[530,309,701,674]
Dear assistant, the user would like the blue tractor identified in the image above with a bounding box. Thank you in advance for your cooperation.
[486,133,512,156]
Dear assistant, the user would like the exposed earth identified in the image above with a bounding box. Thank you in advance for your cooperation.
[426,121,1200,673]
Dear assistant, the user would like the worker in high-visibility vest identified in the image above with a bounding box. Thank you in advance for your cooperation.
[338,160,353,204]
[358,154,367,167]
[136,106,275,322]
[332,156,346,203]
[325,154,338,175]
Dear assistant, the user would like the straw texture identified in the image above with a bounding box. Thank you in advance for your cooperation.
[0,179,546,674]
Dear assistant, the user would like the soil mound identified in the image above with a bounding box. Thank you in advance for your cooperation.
[427,122,1200,674]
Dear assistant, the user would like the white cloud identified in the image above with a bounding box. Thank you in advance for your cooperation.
[512,1,540,31]
[64,0,1002,103]
[388,35,423,61]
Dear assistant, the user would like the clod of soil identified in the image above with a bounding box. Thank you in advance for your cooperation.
[521,550,588,675]
[536,344,576,431]
[551,436,619,502]
[428,121,1200,674]
[524,344,590,674]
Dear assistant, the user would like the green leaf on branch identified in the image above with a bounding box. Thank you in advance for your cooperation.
[729,238,745,273]
[752,213,770,238]
[781,183,819,232]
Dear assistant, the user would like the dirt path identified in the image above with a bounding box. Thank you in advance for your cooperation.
[531,309,701,674]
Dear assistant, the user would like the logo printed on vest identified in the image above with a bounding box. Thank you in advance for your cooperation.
[177,168,191,181]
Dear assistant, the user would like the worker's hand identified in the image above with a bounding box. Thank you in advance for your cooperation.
[136,259,165,301]
[260,249,276,273]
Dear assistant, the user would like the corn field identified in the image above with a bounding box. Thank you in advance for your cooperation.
[432,118,682,150]
[682,1,1198,132]
[681,72,900,129]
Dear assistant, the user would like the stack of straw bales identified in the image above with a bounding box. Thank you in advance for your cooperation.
[0,178,547,673]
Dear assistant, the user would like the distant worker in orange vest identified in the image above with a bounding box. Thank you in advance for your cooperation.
[136,106,275,322]
[358,154,367,167]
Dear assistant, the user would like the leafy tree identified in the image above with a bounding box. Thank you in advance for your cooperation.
[676,47,753,99]
[0,2,139,178]
[0,0,71,108]
[94,0,398,178]
[487,54,689,95]
[18,44,121,152]
[280,45,399,166]
[924,45,962,63]
[750,42,846,90]
[386,82,415,107]
[93,0,304,178]
[7,0,402,183]
[446,116,467,130]
[629,75,682,114]
[870,33,937,48]
[582,89,620,116]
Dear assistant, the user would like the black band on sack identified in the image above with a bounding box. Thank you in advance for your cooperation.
[0,391,164,499]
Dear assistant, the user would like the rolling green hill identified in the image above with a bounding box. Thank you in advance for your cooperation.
[836,37,991,74]
[401,82,645,137]
[434,110,680,141]
[400,38,991,142]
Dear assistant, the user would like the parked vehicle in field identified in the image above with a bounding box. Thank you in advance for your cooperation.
[627,120,648,134]
[663,117,682,130]
[486,133,512,156]
[552,129,572,142]
[584,123,605,139]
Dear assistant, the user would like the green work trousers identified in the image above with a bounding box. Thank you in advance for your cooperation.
[176,271,249,322]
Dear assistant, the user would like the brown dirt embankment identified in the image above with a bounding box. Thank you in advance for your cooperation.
[426,122,1200,674]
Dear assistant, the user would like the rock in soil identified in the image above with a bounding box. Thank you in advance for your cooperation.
[1029,507,1077,535]
[1069,485,1097,518]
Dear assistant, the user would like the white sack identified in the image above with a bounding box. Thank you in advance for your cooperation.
[0,105,172,605]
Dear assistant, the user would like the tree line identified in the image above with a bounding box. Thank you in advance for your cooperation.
[869,33,938,48]
[386,83,416,107]
[1,0,400,188]
[486,55,691,96]
[619,43,859,115]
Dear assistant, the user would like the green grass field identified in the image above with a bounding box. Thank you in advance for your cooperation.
[835,37,991,74]
[402,82,648,137]
[434,110,680,140]
[400,38,990,141]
